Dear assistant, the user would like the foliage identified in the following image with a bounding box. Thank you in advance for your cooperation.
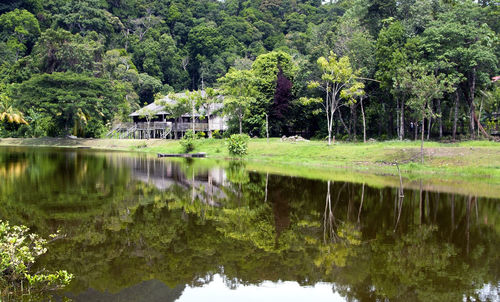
[170,90,202,133]
[252,51,296,101]
[0,8,40,61]
[196,131,206,139]
[0,93,27,125]
[218,68,258,134]
[197,87,221,138]
[396,64,453,163]
[11,72,123,137]
[272,67,293,135]
[0,0,497,140]
[0,148,498,300]
[212,129,222,139]
[31,28,104,74]
[180,129,196,153]
[227,134,250,157]
[0,220,73,296]
[302,51,364,145]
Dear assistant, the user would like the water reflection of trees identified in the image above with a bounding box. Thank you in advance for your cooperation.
[0,149,498,301]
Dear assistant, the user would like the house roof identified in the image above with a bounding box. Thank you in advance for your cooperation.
[129,102,170,117]
[129,92,223,118]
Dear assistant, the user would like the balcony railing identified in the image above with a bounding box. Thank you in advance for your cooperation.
[131,122,210,131]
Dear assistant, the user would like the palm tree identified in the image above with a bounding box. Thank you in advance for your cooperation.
[0,94,28,125]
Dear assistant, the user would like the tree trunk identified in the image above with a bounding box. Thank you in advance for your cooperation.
[473,110,491,138]
[338,109,349,138]
[352,103,357,141]
[469,101,476,139]
[207,112,212,138]
[400,98,405,140]
[396,97,400,140]
[327,86,332,146]
[192,102,195,133]
[478,99,483,138]
[421,110,425,164]
[266,113,269,142]
[174,117,180,139]
[361,97,366,143]
[389,104,394,137]
[239,106,242,134]
[146,118,151,140]
[427,116,431,140]
[437,98,442,139]
[468,67,477,139]
[453,91,459,141]
[414,122,418,141]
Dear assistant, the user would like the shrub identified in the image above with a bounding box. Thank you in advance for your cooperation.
[197,131,206,139]
[180,130,196,153]
[0,220,73,296]
[227,134,250,157]
[212,129,222,139]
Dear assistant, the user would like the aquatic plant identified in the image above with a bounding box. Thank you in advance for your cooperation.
[0,220,73,298]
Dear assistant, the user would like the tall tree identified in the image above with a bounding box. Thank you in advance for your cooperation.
[197,87,221,138]
[169,90,202,133]
[52,0,122,36]
[251,51,296,136]
[31,28,104,74]
[398,65,451,163]
[302,52,364,145]
[272,68,293,135]
[0,9,40,60]
[375,20,419,140]
[422,1,498,139]
[156,94,189,139]
[218,68,257,134]
[11,72,122,137]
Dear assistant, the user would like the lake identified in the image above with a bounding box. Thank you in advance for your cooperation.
[0,147,499,301]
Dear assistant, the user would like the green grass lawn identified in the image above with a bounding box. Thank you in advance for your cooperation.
[137,138,500,178]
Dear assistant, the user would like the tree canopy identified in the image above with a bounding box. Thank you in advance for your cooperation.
[0,0,497,140]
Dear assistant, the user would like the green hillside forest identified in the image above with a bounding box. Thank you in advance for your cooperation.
[0,0,499,140]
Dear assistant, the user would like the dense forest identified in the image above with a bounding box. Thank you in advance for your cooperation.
[0,0,498,140]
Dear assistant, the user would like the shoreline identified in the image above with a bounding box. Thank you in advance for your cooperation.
[1,137,499,198]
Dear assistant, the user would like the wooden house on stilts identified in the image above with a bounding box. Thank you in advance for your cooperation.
[107,92,227,139]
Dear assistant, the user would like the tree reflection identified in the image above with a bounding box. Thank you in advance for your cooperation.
[0,148,498,301]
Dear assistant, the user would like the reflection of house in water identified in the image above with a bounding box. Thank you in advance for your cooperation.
[124,157,227,206]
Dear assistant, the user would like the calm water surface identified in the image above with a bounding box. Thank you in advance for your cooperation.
[0,147,499,301]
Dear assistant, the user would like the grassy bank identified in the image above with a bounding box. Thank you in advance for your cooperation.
[1,137,499,177]
[1,137,499,197]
